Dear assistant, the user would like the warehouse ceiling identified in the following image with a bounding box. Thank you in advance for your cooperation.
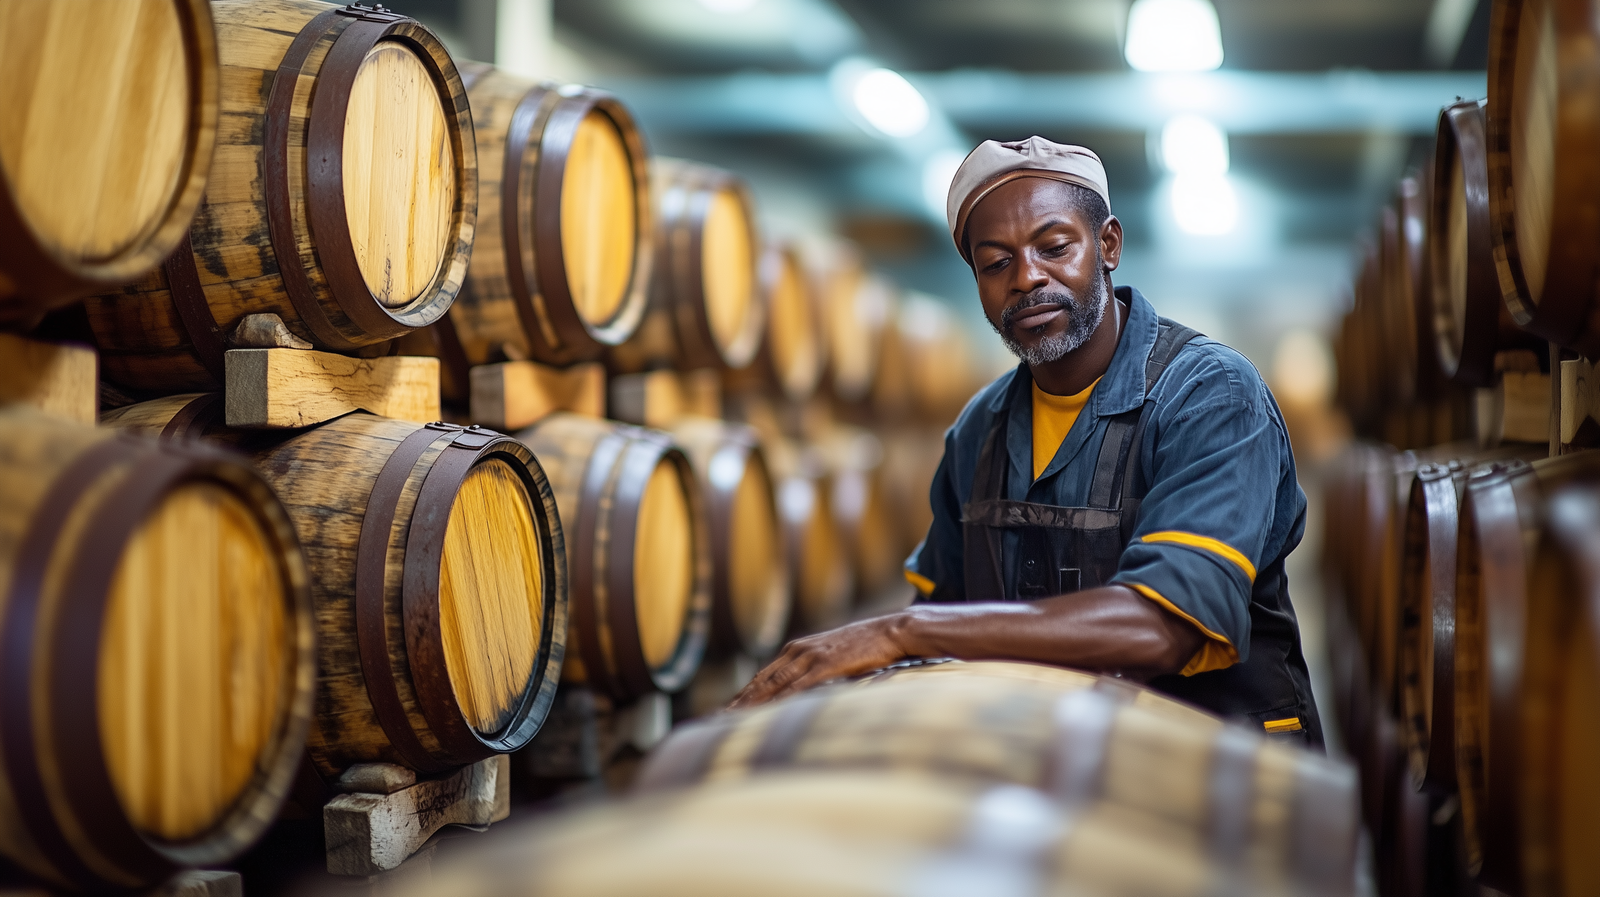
[403,0,1493,367]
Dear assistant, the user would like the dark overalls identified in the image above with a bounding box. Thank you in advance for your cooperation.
[957,317,1323,748]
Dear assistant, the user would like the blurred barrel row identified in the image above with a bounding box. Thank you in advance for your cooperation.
[0,0,994,890]
[1326,3,1600,896]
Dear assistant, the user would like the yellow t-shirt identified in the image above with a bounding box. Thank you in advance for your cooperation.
[1031,377,1100,481]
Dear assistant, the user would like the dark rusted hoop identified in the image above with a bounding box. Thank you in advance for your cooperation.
[0,0,217,321]
[1485,0,1600,353]
[1399,461,1464,790]
[698,433,787,658]
[530,88,654,357]
[1431,100,1504,387]
[501,84,564,355]
[355,422,563,771]
[570,429,632,699]
[660,166,764,370]
[162,231,226,383]
[1456,459,1534,890]
[1,435,312,888]
[266,7,475,351]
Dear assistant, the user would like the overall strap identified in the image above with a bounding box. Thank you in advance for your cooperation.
[1117,319,1200,542]
[962,405,1012,601]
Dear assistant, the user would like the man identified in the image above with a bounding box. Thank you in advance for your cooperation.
[732,137,1321,747]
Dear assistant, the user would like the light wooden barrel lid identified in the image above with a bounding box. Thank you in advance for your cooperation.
[341,40,457,310]
[728,456,784,652]
[702,187,757,360]
[1506,0,1556,308]
[763,244,823,399]
[0,0,216,306]
[635,458,696,670]
[438,458,546,736]
[99,482,294,843]
[561,108,638,328]
[0,0,190,262]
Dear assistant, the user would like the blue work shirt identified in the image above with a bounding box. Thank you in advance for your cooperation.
[905,286,1320,741]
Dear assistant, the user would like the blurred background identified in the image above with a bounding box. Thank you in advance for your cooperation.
[391,0,1490,762]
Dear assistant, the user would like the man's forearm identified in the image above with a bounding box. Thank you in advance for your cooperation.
[893,585,1205,680]
[730,584,1207,707]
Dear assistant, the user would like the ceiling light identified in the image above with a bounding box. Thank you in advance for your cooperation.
[697,0,760,12]
[1160,114,1228,175]
[1170,173,1238,236]
[852,68,929,139]
[1125,0,1224,72]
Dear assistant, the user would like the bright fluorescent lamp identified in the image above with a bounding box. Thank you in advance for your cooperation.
[697,0,759,12]
[852,68,929,138]
[1161,114,1228,175]
[1170,173,1238,236]
[1125,0,1224,72]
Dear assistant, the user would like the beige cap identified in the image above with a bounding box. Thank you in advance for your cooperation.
[946,137,1110,262]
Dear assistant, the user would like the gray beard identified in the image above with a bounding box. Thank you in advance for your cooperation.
[993,273,1108,367]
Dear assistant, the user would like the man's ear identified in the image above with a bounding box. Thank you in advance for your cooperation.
[1099,216,1123,272]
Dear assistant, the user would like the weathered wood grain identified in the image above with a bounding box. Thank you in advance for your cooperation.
[223,348,441,428]
[324,755,510,876]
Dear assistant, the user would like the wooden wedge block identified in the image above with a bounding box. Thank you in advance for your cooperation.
[469,360,605,430]
[323,755,510,876]
[610,369,720,428]
[1560,355,1600,444]
[0,332,96,423]
[224,349,440,428]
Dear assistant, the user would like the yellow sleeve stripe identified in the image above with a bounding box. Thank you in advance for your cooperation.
[1126,583,1240,676]
[1264,717,1303,733]
[1140,531,1257,582]
[904,569,936,596]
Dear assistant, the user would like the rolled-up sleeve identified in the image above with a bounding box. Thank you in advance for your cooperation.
[1110,377,1286,673]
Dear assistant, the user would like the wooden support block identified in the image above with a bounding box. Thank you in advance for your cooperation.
[323,755,510,877]
[609,369,685,429]
[1560,355,1600,444]
[153,871,243,897]
[0,332,95,423]
[1500,370,1551,444]
[225,349,440,428]
[469,360,605,431]
[680,368,723,419]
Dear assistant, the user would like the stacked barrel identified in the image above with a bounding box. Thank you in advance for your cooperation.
[1326,3,1600,895]
[0,0,570,888]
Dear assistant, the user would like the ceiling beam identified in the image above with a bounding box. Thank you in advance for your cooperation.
[600,69,1487,137]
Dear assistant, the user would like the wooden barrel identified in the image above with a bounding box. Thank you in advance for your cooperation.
[765,440,855,635]
[0,0,219,324]
[609,159,763,372]
[724,243,825,402]
[670,418,790,660]
[1486,0,1600,354]
[1453,450,1600,892]
[823,259,896,404]
[1518,482,1600,897]
[898,293,982,424]
[426,64,650,380]
[385,767,1328,897]
[104,398,563,778]
[82,0,477,393]
[1377,200,1420,410]
[517,413,710,700]
[1431,99,1543,387]
[0,405,312,890]
[820,425,902,600]
[636,660,1358,894]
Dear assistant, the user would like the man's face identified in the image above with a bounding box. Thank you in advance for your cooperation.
[965,179,1123,366]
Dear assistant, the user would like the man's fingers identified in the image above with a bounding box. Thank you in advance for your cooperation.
[729,649,818,709]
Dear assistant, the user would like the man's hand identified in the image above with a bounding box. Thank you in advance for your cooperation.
[729,614,913,709]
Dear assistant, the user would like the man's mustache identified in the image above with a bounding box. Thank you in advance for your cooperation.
[1000,290,1077,332]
